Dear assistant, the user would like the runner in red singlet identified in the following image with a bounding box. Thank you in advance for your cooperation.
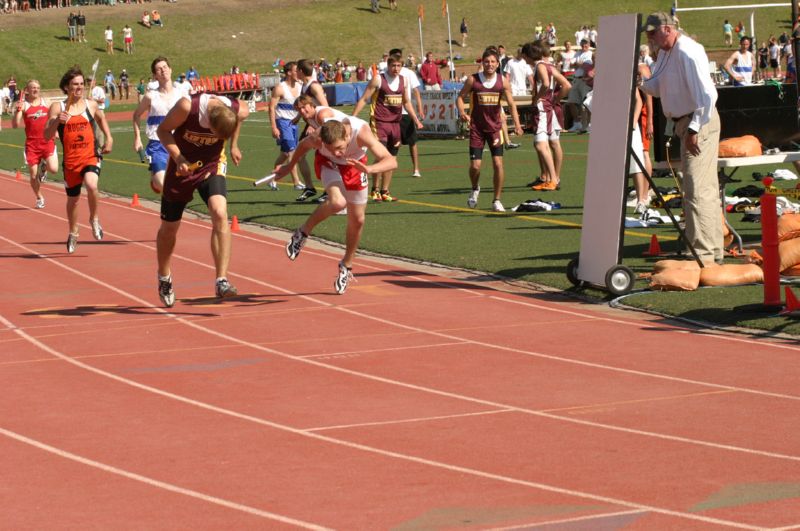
[11,79,59,209]
[44,65,113,254]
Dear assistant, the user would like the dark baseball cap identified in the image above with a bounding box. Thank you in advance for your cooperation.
[642,12,676,32]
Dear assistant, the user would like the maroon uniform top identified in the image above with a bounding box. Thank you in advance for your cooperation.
[371,73,405,123]
[470,72,503,132]
[167,93,239,187]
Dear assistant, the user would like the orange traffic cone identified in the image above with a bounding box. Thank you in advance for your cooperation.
[230,215,240,232]
[131,193,141,207]
[15,168,22,180]
[780,286,800,315]
[643,234,662,257]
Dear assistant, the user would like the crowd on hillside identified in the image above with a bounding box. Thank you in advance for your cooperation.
[1,0,173,12]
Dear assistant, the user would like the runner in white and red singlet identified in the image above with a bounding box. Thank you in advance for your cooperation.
[11,80,59,209]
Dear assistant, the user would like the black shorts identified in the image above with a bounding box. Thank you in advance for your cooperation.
[400,114,418,145]
[770,58,779,68]
[160,174,227,222]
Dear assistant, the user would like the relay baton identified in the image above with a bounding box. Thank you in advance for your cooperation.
[253,173,277,187]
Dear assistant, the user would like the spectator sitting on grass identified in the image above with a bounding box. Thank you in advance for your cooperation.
[141,11,151,28]
[152,10,162,27]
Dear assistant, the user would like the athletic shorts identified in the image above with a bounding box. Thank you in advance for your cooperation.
[276,118,299,153]
[25,141,56,167]
[124,37,132,44]
[469,126,503,154]
[64,158,101,189]
[160,174,227,222]
[146,140,169,174]
[629,124,645,174]
[566,78,592,105]
[314,151,368,205]
[770,59,779,69]
[373,120,401,155]
[400,114,418,145]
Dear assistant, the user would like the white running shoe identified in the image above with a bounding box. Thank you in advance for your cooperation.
[334,262,354,294]
[412,170,422,178]
[492,199,506,212]
[293,183,306,191]
[467,187,480,209]
[91,218,103,240]
[35,197,45,209]
[286,228,308,260]
[158,276,175,308]
[66,233,78,254]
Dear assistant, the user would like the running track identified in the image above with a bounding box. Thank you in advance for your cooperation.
[2,171,800,530]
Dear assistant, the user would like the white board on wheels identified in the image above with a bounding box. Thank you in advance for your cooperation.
[576,13,640,287]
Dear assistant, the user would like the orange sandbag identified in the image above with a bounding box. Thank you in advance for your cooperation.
[779,238,800,272]
[653,259,701,273]
[778,213,800,241]
[649,267,700,291]
[718,135,762,158]
[699,263,764,286]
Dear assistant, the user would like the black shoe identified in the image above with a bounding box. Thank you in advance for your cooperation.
[295,188,317,202]
[315,192,329,204]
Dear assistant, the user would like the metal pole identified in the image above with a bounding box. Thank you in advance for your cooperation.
[419,16,424,63]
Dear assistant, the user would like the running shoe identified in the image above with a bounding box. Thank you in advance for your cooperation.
[66,233,78,254]
[293,183,306,191]
[412,170,422,178]
[467,187,480,209]
[295,188,317,202]
[505,142,520,149]
[380,192,396,202]
[38,160,47,182]
[286,228,308,260]
[158,276,175,308]
[268,180,279,190]
[91,218,103,240]
[526,177,544,187]
[370,190,383,202]
[35,197,45,209]
[491,199,506,212]
[215,278,238,298]
[315,192,329,204]
[634,201,647,217]
[532,181,560,191]
[334,261,354,294]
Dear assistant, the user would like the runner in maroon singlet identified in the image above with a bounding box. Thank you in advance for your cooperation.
[352,53,423,202]
[456,47,522,212]
[154,92,249,307]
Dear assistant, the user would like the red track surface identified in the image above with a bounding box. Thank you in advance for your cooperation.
[2,171,800,529]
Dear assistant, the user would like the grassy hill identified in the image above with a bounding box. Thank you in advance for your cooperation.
[0,0,795,89]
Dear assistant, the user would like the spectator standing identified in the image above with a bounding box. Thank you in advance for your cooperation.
[735,21,745,40]
[123,24,133,54]
[136,78,146,102]
[186,66,199,82]
[460,17,468,47]
[76,10,86,43]
[534,21,543,40]
[545,23,557,47]
[420,52,443,90]
[104,25,114,55]
[560,41,576,75]
[769,36,781,79]
[641,12,723,265]
[118,68,130,100]
[7,76,17,104]
[757,41,769,72]
[355,61,367,81]
[639,44,654,67]
[723,36,754,86]
[723,19,733,47]
[269,62,304,190]
[104,69,117,100]
[67,11,77,43]
[504,47,534,96]
[588,25,598,47]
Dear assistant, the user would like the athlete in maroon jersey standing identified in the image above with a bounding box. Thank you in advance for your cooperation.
[456,48,522,212]
[155,93,249,307]
[352,53,423,201]
[12,79,59,209]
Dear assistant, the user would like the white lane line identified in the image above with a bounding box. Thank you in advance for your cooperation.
[305,408,515,432]
[0,426,330,530]
[0,310,765,530]
[492,508,647,530]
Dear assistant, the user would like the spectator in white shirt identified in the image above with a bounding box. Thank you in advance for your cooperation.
[504,48,534,96]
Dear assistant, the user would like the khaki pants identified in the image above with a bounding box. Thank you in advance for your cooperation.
[675,108,723,263]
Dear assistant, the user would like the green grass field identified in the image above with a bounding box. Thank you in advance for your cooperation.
[1,0,799,335]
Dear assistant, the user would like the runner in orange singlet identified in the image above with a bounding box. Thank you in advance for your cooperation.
[45,65,113,254]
